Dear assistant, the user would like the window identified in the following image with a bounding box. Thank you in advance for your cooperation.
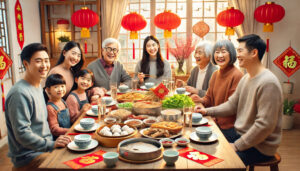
[0,0,12,78]
[118,0,237,72]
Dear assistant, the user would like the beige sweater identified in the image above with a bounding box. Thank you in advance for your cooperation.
[207,69,283,156]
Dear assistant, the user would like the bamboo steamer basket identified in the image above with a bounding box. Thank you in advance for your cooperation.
[95,123,138,147]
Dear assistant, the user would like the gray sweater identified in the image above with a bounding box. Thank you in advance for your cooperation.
[134,59,172,86]
[5,79,54,167]
[207,69,283,156]
[187,63,218,97]
[87,59,132,90]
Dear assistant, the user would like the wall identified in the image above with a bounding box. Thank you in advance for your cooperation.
[0,0,41,139]
[256,0,300,123]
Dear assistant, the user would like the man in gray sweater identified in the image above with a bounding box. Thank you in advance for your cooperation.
[87,38,132,90]
[196,34,283,165]
[5,43,71,170]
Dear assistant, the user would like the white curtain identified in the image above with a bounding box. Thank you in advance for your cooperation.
[101,0,129,40]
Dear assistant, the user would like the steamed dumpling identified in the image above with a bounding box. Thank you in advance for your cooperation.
[113,132,121,136]
[122,125,130,131]
[111,124,121,130]
[102,126,110,131]
[126,128,134,134]
[103,131,113,136]
[112,127,122,133]
[121,131,129,136]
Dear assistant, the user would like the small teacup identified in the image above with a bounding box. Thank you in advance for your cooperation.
[163,150,179,166]
[145,82,155,89]
[80,118,95,130]
[103,152,119,167]
[192,113,203,123]
[101,97,113,105]
[176,87,186,94]
[196,126,212,140]
[91,105,98,114]
[119,85,129,93]
[74,134,92,149]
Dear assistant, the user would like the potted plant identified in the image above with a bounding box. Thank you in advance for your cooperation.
[58,35,70,50]
[282,99,297,129]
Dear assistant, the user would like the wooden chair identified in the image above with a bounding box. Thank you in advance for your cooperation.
[248,153,281,171]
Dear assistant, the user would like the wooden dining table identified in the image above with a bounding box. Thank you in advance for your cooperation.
[39,106,246,171]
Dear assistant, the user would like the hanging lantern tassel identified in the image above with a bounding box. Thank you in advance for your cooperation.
[263,23,273,32]
[132,41,135,60]
[266,38,269,52]
[164,30,172,38]
[81,28,90,38]
[1,80,4,111]
[84,41,87,54]
[225,27,235,35]
[166,43,169,60]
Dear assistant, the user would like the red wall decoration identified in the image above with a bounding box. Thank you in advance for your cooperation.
[15,0,24,49]
[273,46,300,78]
[0,48,13,111]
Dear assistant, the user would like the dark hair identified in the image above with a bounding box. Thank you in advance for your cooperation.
[21,43,48,63]
[73,69,95,90]
[212,40,237,65]
[237,34,266,61]
[45,74,66,88]
[56,41,85,75]
[141,35,165,79]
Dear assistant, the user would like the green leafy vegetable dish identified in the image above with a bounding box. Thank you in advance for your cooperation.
[162,94,194,109]
[117,102,133,109]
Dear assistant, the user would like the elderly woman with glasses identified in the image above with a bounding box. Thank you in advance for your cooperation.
[176,41,218,97]
[87,38,132,90]
[191,40,243,138]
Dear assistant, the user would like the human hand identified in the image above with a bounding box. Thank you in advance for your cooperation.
[190,94,202,103]
[230,143,237,151]
[91,95,100,104]
[185,86,198,94]
[138,72,145,83]
[194,105,207,115]
[81,103,91,114]
[54,135,72,148]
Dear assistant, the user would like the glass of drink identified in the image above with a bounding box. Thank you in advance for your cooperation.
[98,103,106,121]
[183,105,193,127]
[131,78,138,91]
[110,81,117,100]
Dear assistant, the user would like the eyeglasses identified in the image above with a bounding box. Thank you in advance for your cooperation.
[104,47,119,53]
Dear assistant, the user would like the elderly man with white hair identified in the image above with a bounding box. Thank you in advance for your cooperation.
[176,41,218,97]
[87,38,132,90]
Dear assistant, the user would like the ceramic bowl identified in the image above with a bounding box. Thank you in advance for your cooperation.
[103,152,119,167]
[80,118,95,130]
[143,118,157,127]
[91,105,98,114]
[124,119,143,128]
[74,134,92,149]
[145,82,155,89]
[176,87,186,94]
[163,150,179,166]
[119,85,129,93]
[104,117,117,124]
[175,137,190,146]
[101,97,113,105]
[160,138,175,148]
[196,126,212,140]
[161,109,181,122]
[192,113,203,123]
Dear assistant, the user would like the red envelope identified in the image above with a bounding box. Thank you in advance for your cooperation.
[64,150,106,169]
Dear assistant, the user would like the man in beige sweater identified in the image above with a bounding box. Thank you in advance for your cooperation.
[196,34,283,166]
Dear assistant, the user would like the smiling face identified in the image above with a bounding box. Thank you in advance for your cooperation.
[146,39,159,58]
[237,42,254,69]
[47,84,66,100]
[23,50,50,81]
[63,46,81,67]
[102,43,119,64]
[75,73,93,91]
[194,47,210,69]
[213,46,230,69]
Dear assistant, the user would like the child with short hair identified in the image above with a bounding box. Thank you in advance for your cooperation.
[66,69,94,123]
[45,74,70,138]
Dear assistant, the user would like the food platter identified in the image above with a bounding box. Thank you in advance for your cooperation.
[140,128,182,140]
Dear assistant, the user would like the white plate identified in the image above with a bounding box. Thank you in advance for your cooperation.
[67,139,98,151]
[140,85,150,90]
[74,123,100,132]
[106,100,117,106]
[192,117,209,126]
[106,89,132,95]
[86,109,109,116]
[189,132,218,143]
[140,128,182,140]
[174,91,191,96]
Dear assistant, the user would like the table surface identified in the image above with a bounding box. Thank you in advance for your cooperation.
[39,108,246,171]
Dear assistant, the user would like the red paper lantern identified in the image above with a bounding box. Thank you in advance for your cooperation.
[216,7,244,35]
[71,7,99,38]
[154,10,181,38]
[57,19,69,30]
[121,12,147,60]
[254,2,285,32]
[192,21,210,38]
[121,12,147,39]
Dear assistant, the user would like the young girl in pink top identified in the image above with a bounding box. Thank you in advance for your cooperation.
[66,69,94,123]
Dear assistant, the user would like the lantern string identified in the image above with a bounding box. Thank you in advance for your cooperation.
[289,40,291,47]
[133,41,135,60]
[165,0,167,10]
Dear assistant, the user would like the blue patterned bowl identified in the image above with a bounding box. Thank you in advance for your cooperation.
[74,134,92,148]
